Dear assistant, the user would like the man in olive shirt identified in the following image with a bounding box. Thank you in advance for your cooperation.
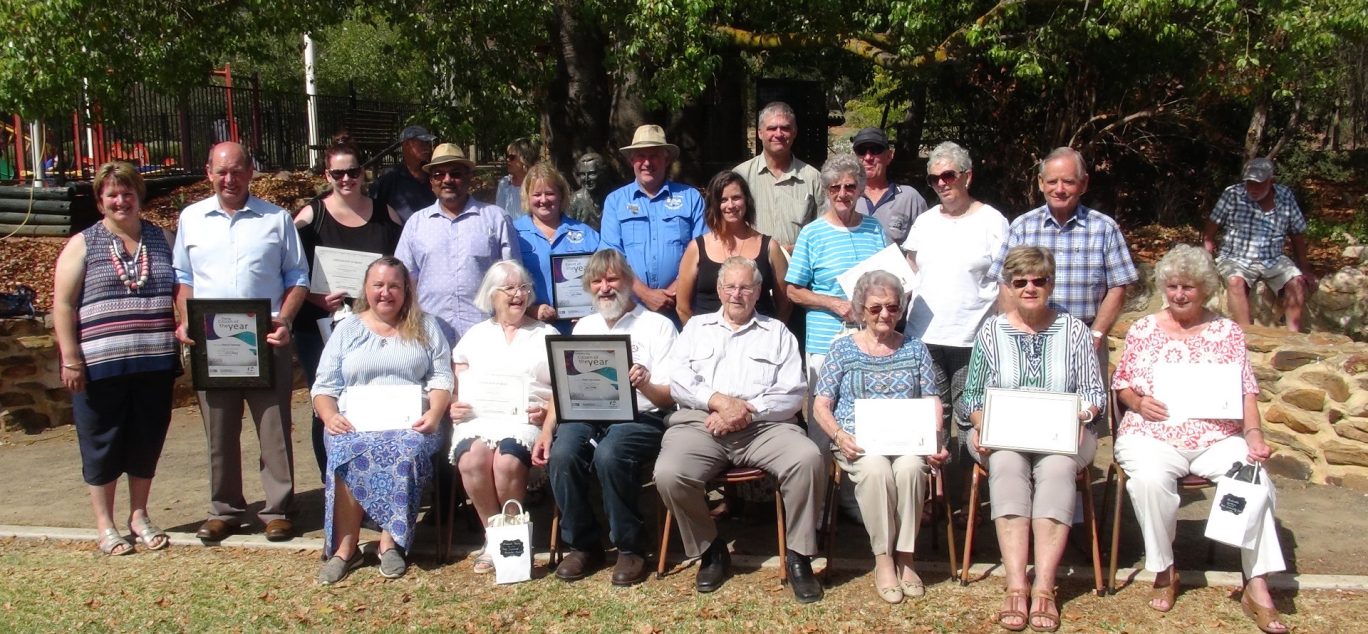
[733,102,823,251]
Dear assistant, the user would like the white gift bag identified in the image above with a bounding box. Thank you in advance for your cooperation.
[1204,462,1270,548]
[486,500,533,584]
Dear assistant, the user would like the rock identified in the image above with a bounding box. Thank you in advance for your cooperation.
[0,408,50,433]
[1262,426,1319,460]
[1343,354,1368,375]
[1322,439,1368,467]
[1252,364,1281,384]
[0,392,35,407]
[1343,245,1367,261]
[1263,401,1324,434]
[1280,386,1327,412]
[1262,453,1314,481]
[0,364,37,378]
[1258,388,1274,403]
[1333,418,1368,444]
[1326,473,1368,492]
[14,335,54,350]
[1329,407,1345,424]
[1299,369,1351,402]
[1307,332,1354,346]
[1344,392,1368,418]
[1244,329,1284,353]
[1271,349,1328,371]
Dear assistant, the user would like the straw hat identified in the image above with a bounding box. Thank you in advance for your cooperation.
[424,143,475,172]
[619,125,679,160]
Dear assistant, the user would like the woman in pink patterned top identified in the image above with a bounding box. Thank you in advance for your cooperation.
[1112,244,1287,633]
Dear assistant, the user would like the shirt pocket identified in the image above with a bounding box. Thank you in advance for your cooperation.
[619,214,652,249]
[740,348,784,393]
[660,210,694,249]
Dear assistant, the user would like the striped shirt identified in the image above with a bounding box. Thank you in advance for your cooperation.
[785,215,889,354]
[1209,183,1306,266]
[959,312,1105,416]
[989,205,1138,325]
[78,221,179,381]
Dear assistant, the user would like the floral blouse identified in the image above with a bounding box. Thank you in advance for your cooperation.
[1111,314,1257,450]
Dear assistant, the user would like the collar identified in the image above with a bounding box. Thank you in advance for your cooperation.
[602,303,645,330]
[427,197,479,219]
[700,308,773,334]
[1039,204,1089,229]
[632,180,674,201]
[204,195,264,218]
[758,155,808,182]
[863,182,901,207]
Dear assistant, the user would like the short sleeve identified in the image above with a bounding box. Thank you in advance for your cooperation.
[785,225,815,287]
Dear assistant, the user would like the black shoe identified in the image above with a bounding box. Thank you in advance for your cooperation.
[695,541,731,593]
[786,551,824,604]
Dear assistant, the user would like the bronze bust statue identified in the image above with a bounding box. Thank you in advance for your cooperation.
[568,152,611,230]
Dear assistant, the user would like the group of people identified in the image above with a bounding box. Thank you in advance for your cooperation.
[52,100,1305,632]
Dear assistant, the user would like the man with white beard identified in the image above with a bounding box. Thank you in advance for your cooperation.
[533,249,678,586]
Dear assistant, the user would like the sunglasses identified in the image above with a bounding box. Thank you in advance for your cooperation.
[926,170,962,187]
[327,167,362,180]
[1010,277,1051,289]
[864,303,900,315]
[854,145,886,157]
[827,183,858,194]
[430,170,469,181]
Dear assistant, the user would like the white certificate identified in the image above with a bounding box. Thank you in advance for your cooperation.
[310,246,383,297]
[460,372,530,425]
[204,313,261,377]
[837,243,919,300]
[550,254,594,319]
[853,398,939,456]
[981,388,1080,455]
[343,384,422,432]
[1152,362,1243,422]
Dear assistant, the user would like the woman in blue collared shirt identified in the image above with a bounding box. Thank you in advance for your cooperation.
[514,163,602,334]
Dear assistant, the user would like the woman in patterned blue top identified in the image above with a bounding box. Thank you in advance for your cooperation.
[813,270,948,604]
[960,246,1104,632]
[311,257,454,584]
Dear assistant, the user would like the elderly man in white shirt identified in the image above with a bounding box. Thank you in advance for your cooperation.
[654,255,825,603]
[534,250,678,587]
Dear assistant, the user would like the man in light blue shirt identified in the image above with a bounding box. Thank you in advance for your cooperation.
[172,142,310,543]
[395,143,520,345]
[600,125,706,321]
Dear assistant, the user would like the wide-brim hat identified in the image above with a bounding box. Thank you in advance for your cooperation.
[619,125,679,160]
[424,143,475,172]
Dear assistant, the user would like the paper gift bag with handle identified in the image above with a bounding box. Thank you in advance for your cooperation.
[1204,461,1270,548]
[486,499,533,584]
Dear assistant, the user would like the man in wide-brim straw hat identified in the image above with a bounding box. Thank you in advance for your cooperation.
[395,142,521,345]
[599,125,704,323]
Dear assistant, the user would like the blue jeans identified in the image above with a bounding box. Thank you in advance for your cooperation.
[548,415,664,554]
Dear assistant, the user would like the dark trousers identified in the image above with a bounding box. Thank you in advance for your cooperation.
[925,343,973,508]
[548,414,664,554]
[293,330,327,482]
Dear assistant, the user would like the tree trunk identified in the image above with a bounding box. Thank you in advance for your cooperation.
[893,82,927,182]
[1243,94,1268,160]
[542,2,614,184]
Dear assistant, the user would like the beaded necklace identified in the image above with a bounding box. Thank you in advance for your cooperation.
[109,234,149,294]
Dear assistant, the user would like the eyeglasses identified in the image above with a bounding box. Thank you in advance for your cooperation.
[430,169,469,181]
[497,283,533,296]
[853,145,886,157]
[827,183,858,194]
[926,170,962,187]
[720,284,757,296]
[506,154,520,162]
[327,167,362,181]
[1010,277,1051,289]
[864,303,900,315]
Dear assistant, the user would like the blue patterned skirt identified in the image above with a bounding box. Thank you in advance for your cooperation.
[324,429,443,557]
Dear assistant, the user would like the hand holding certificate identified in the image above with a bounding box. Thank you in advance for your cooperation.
[460,372,530,424]
[343,385,422,432]
[854,398,939,456]
[550,254,594,319]
[1152,362,1243,422]
[981,388,1080,455]
[836,244,919,300]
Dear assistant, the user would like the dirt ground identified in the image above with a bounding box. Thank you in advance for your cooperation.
[2,389,1367,579]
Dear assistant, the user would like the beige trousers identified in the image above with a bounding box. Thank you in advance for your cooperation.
[835,453,929,555]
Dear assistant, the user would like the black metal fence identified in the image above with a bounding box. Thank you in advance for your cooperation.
[3,82,425,183]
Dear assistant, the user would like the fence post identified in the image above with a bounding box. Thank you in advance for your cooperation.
[12,114,26,181]
[304,33,321,170]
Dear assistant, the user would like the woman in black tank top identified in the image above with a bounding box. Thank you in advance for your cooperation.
[675,171,792,324]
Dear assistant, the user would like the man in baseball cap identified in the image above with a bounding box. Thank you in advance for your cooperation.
[1203,157,1317,331]
[850,127,927,245]
[371,125,437,222]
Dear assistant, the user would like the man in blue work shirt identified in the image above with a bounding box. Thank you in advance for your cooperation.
[600,125,706,321]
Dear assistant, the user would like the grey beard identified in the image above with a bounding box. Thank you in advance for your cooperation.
[596,292,635,322]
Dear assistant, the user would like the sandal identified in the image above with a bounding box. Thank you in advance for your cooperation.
[998,589,1029,632]
[130,516,169,551]
[1149,569,1180,613]
[1241,590,1290,634]
[97,527,134,556]
[1028,589,1061,632]
[473,552,495,574]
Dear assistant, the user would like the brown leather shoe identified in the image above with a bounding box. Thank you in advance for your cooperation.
[554,549,605,581]
[264,519,294,542]
[196,519,234,542]
[611,552,649,586]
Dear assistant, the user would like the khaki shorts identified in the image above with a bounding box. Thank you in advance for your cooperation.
[1217,255,1302,293]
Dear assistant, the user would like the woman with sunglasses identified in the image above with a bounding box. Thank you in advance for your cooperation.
[902,141,1009,519]
[495,137,541,221]
[812,270,948,604]
[294,143,404,477]
[960,245,1104,632]
[447,260,558,573]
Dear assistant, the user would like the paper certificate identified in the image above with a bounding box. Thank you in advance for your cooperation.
[837,243,919,300]
[460,372,530,425]
[853,398,939,456]
[1152,362,1243,422]
[550,254,594,319]
[344,384,422,432]
[310,246,383,297]
[981,388,1080,455]
[203,312,261,377]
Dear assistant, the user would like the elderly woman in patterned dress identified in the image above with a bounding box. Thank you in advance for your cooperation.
[1112,244,1287,633]
[312,256,453,584]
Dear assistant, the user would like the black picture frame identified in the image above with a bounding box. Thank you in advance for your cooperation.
[545,334,638,422]
[186,298,275,390]
[549,253,594,319]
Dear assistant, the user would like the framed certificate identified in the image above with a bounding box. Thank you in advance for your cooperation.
[550,253,594,319]
[981,388,1080,455]
[186,299,274,390]
[309,246,382,297]
[545,335,638,422]
[854,398,940,456]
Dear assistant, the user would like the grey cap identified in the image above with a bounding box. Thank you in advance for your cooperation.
[1242,157,1275,182]
[400,125,435,143]
[851,127,890,151]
